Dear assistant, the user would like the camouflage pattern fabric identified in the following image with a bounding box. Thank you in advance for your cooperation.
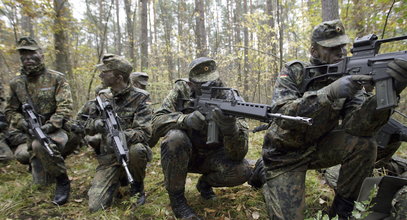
[5,68,73,178]
[391,185,407,220]
[0,83,13,163]
[152,79,251,195]
[83,86,152,211]
[261,59,391,219]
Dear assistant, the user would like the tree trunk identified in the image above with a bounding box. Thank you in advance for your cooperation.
[140,0,148,71]
[277,0,284,71]
[194,0,208,57]
[115,0,122,55]
[243,0,249,100]
[234,0,242,88]
[21,14,34,37]
[159,0,174,82]
[321,0,339,21]
[124,0,135,65]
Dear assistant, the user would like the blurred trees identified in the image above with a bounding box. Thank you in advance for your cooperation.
[0,0,406,113]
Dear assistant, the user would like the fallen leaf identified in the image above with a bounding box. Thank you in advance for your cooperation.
[204,208,216,213]
[74,199,83,203]
[252,211,260,219]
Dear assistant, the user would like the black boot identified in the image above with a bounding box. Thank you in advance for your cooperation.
[329,194,355,220]
[52,173,70,205]
[196,178,216,200]
[130,181,146,206]
[169,191,201,219]
[248,158,266,189]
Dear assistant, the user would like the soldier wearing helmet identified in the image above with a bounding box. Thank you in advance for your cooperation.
[249,20,407,219]
[152,57,251,219]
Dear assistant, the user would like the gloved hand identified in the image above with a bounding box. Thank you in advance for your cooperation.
[16,119,28,131]
[183,111,206,130]
[320,75,372,101]
[94,119,105,133]
[0,121,7,131]
[211,108,238,136]
[41,123,57,134]
[387,58,407,94]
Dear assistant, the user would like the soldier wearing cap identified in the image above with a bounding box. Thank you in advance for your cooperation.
[152,57,251,219]
[0,82,13,164]
[5,36,73,205]
[130,72,149,90]
[248,20,407,219]
[82,54,153,212]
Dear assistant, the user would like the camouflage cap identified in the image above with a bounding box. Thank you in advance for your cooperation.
[97,54,133,74]
[130,72,149,86]
[188,57,219,83]
[311,20,350,47]
[16,36,41,51]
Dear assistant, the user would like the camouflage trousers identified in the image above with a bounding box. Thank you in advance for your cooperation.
[0,134,13,163]
[392,185,407,220]
[160,129,251,194]
[262,130,376,220]
[88,143,152,212]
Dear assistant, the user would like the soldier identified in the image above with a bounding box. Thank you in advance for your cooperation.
[83,54,152,212]
[152,57,252,219]
[130,72,149,90]
[249,20,407,219]
[5,37,73,205]
[0,83,13,163]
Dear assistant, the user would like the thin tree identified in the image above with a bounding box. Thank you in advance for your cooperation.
[321,0,339,21]
[194,0,208,57]
[140,0,148,70]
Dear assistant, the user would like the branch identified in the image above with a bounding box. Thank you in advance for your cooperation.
[381,0,396,39]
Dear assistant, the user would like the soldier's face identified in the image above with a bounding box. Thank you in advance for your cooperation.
[19,50,44,69]
[99,70,119,87]
[313,44,346,64]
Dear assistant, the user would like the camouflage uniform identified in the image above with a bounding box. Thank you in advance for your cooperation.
[84,54,153,212]
[259,20,394,219]
[0,83,13,163]
[153,57,251,218]
[130,72,149,90]
[6,37,73,205]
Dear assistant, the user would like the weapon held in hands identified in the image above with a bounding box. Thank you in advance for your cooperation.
[96,96,134,185]
[22,103,55,157]
[192,82,313,144]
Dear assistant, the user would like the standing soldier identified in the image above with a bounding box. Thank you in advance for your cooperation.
[130,72,149,90]
[152,57,252,219]
[83,54,152,212]
[5,37,73,205]
[250,20,407,219]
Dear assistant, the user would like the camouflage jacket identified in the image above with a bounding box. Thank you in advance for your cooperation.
[264,60,391,154]
[152,79,249,161]
[83,86,152,155]
[5,68,73,130]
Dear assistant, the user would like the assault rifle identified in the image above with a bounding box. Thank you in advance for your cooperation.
[376,118,407,148]
[192,82,313,144]
[300,34,407,110]
[22,103,54,157]
[96,96,134,184]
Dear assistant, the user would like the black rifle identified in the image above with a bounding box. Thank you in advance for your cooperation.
[192,82,313,144]
[22,103,54,156]
[96,96,134,184]
[300,34,407,110]
[376,118,407,148]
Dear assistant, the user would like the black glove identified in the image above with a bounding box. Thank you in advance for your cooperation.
[321,75,372,101]
[41,123,57,134]
[183,111,206,130]
[387,58,407,94]
[211,108,238,136]
[94,119,105,133]
[0,121,7,131]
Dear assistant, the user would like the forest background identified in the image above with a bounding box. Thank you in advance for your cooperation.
[0,0,407,219]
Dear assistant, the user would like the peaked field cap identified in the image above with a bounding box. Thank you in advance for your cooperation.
[16,36,41,51]
[130,72,149,85]
[311,20,351,47]
[97,54,133,74]
[188,57,219,83]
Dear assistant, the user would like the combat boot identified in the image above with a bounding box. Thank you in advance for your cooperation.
[52,173,70,205]
[248,158,266,189]
[130,181,146,206]
[196,178,216,200]
[328,194,355,220]
[169,191,201,219]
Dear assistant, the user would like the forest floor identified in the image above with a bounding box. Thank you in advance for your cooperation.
[0,121,405,220]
